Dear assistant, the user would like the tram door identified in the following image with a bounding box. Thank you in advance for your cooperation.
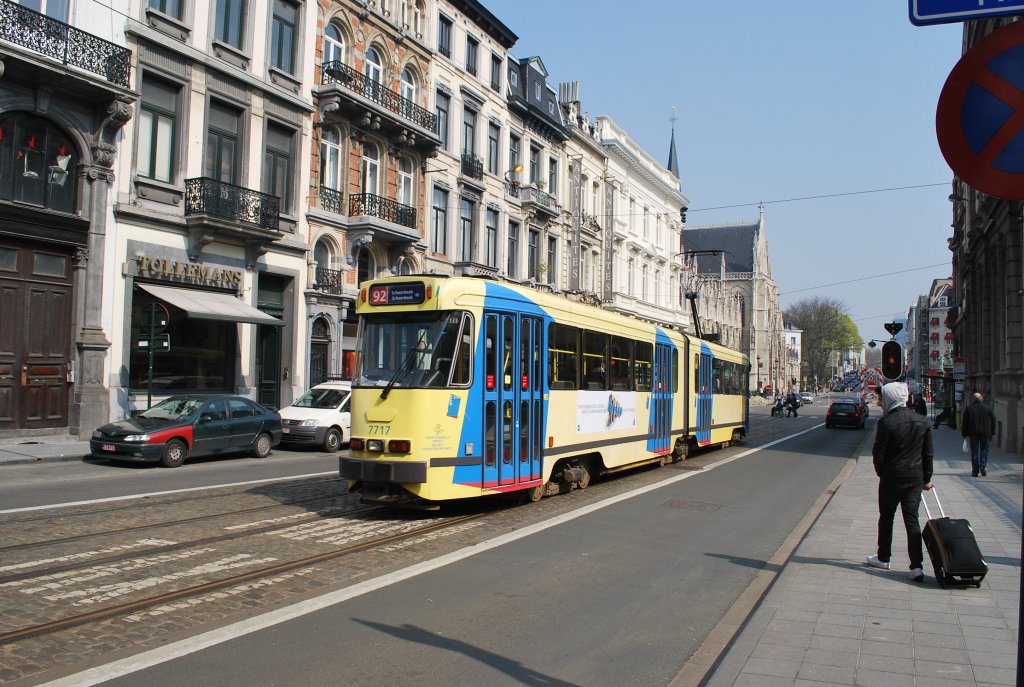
[651,343,673,454]
[482,313,542,489]
[695,348,713,445]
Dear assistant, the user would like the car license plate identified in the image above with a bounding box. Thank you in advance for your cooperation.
[282,428,290,434]
[101,443,116,451]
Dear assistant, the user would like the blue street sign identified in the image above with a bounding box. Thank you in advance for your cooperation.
[911,0,1024,26]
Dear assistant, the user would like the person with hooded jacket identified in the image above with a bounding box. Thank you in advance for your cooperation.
[866,382,934,581]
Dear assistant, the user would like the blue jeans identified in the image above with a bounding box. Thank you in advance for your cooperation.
[969,436,990,473]
[877,481,924,569]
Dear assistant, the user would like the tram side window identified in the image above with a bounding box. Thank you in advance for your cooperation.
[672,347,679,393]
[548,323,578,389]
[711,357,745,395]
[583,331,608,389]
[448,313,473,386]
[485,316,497,390]
[610,335,632,390]
[634,341,652,392]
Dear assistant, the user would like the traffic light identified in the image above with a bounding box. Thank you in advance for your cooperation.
[881,340,902,380]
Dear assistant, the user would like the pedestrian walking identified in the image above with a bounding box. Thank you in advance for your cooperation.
[913,394,927,417]
[866,382,934,581]
[961,391,996,477]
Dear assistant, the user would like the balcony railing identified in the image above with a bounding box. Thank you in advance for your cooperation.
[461,151,484,180]
[0,0,131,87]
[185,177,280,231]
[314,267,344,295]
[320,186,344,215]
[321,61,437,133]
[520,185,559,213]
[349,193,416,229]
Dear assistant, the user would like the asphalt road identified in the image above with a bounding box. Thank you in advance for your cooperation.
[77,417,865,687]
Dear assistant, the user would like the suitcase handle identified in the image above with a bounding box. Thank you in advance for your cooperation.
[921,485,946,520]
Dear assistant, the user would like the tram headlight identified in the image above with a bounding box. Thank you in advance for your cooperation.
[367,439,385,452]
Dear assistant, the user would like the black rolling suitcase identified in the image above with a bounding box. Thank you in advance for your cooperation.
[921,487,987,588]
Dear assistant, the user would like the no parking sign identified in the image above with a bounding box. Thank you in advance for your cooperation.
[935,21,1024,200]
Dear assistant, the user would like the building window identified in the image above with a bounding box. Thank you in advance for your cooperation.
[459,197,474,262]
[487,122,500,175]
[398,157,413,206]
[270,0,297,74]
[148,0,182,20]
[435,91,450,151]
[263,122,293,212]
[23,0,68,20]
[528,228,539,280]
[361,142,379,195]
[399,67,416,103]
[466,35,478,75]
[356,245,375,284]
[643,207,649,239]
[509,133,521,178]
[205,100,241,184]
[0,113,77,213]
[490,53,502,91]
[547,236,557,285]
[129,288,235,391]
[323,22,345,64]
[529,144,540,184]
[364,47,383,96]
[215,0,245,49]
[437,14,452,57]
[507,219,519,278]
[319,126,342,191]
[547,156,557,196]
[510,69,518,87]
[462,108,476,155]
[485,208,498,267]
[432,186,448,254]
[138,74,178,184]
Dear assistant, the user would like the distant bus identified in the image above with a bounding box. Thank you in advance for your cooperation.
[339,276,749,507]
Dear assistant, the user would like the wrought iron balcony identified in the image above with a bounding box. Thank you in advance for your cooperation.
[461,151,484,180]
[320,186,344,215]
[185,178,280,231]
[321,61,437,133]
[314,267,344,295]
[349,193,416,229]
[520,185,559,216]
[505,181,521,198]
[0,0,131,88]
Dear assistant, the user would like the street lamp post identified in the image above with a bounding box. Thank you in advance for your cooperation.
[756,354,761,394]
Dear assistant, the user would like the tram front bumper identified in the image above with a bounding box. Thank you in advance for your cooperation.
[338,456,427,484]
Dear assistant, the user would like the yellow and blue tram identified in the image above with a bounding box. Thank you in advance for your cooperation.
[340,276,749,506]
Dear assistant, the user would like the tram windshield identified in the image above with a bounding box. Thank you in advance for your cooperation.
[354,311,473,390]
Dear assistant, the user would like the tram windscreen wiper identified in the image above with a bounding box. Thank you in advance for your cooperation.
[380,345,422,400]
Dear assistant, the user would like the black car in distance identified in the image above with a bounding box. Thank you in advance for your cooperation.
[825,400,866,430]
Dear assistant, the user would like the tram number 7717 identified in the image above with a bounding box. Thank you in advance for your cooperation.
[366,424,391,435]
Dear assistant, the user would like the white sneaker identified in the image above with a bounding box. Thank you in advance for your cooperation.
[866,555,890,570]
[909,568,924,581]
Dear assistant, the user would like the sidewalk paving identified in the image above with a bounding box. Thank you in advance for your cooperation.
[706,423,1022,687]
[0,436,90,464]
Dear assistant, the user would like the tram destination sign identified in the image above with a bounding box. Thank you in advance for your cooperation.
[910,0,1024,25]
[368,282,426,306]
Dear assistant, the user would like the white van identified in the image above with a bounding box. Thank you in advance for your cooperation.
[278,380,351,452]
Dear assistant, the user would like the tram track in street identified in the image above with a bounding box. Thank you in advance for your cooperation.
[0,510,489,646]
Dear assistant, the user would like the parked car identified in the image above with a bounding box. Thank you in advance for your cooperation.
[825,400,866,429]
[278,379,351,452]
[799,392,814,404]
[90,395,282,467]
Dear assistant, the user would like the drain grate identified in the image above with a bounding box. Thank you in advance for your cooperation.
[662,499,721,512]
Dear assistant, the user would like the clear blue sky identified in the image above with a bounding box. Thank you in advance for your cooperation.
[483,0,964,345]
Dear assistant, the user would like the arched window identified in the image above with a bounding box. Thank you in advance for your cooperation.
[313,239,331,268]
[323,22,346,65]
[356,246,375,285]
[366,47,385,97]
[0,113,77,214]
[320,126,342,190]
[399,67,416,103]
[397,157,413,206]
[361,142,379,195]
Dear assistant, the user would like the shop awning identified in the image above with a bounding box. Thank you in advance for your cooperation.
[138,283,283,326]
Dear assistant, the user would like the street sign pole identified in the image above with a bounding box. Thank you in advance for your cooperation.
[148,303,157,409]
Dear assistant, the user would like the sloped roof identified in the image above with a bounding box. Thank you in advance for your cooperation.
[681,222,759,274]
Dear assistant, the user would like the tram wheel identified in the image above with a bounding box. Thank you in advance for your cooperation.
[577,464,591,489]
[526,484,544,502]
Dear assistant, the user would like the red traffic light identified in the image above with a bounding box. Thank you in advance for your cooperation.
[881,341,902,380]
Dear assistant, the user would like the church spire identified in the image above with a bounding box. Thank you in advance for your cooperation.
[667,105,680,178]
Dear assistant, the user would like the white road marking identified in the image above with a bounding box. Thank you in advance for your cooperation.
[0,472,338,515]
[0,539,177,573]
[36,426,822,686]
